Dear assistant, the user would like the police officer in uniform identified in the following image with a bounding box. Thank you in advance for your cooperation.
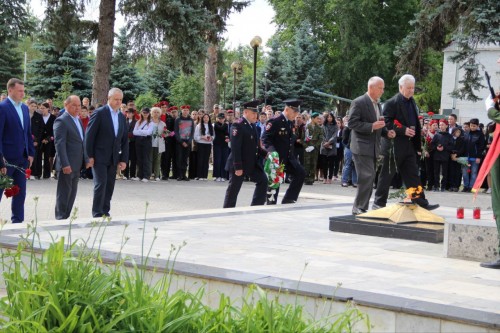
[223,100,269,208]
[262,99,305,204]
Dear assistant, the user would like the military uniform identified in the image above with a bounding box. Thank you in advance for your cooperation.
[262,99,305,204]
[302,121,323,185]
[223,101,268,208]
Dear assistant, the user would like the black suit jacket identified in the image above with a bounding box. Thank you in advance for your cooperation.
[31,112,44,146]
[85,105,129,166]
[226,117,267,174]
[382,93,421,156]
[262,113,296,164]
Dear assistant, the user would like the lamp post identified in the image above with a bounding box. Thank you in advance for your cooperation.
[264,72,268,105]
[231,61,242,110]
[222,72,228,109]
[250,36,262,100]
[217,79,222,105]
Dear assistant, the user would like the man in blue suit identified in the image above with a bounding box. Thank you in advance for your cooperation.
[0,78,35,223]
[85,88,129,218]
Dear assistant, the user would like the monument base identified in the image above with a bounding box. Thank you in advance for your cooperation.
[329,215,444,243]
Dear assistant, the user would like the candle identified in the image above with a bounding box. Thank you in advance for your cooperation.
[473,207,481,219]
[456,207,464,219]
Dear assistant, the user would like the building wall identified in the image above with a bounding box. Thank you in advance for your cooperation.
[440,44,500,125]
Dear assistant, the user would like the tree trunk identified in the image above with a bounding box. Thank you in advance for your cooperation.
[203,42,218,112]
[91,0,116,105]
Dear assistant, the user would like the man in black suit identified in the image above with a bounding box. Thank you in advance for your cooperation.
[54,95,89,219]
[262,99,305,204]
[373,74,439,210]
[223,100,269,208]
[348,77,395,215]
[85,88,129,218]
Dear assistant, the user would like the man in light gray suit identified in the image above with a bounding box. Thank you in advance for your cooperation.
[348,77,395,215]
[54,95,89,220]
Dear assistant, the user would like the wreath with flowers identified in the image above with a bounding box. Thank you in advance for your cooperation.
[264,152,285,202]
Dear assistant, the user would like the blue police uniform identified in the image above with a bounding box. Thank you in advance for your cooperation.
[223,101,268,208]
[262,99,305,204]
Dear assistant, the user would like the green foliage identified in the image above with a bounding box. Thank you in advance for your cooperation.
[0,0,34,43]
[395,0,500,102]
[413,50,443,112]
[169,73,204,108]
[0,206,369,332]
[53,68,73,108]
[0,40,23,84]
[28,37,92,99]
[262,38,290,107]
[135,91,159,111]
[143,52,180,100]
[110,27,147,103]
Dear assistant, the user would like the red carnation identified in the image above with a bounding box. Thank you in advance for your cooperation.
[25,168,31,179]
[394,120,403,128]
[427,111,435,117]
[274,176,280,183]
[4,185,20,198]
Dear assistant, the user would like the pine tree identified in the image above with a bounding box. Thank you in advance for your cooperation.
[28,37,92,99]
[263,38,289,107]
[53,67,73,108]
[110,28,146,103]
[0,40,23,85]
[144,52,179,100]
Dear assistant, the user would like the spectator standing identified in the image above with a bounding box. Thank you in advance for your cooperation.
[38,102,56,178]
[332,117,344,180]
[213,113,229,181]
[460,118,486,192]
[294,114,306,166]
[188,110,200,179]
[449,127,464,192]
[341,116,357,187]
[174,105,195,181]
[430,119,454,191]
[133,108,153,182]
[162,106,178,179]
[194,113,214,180]
[150,107,166,181]
[123,108,137,180]
[320,112,338,184]
[303,113,323,185]
[29,100,43,179]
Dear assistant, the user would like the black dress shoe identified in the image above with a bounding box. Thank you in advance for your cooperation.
[177,177,183,181]
[281,199,296,204]
[480,259,500,269]
[423,203,440,211]
[304,182,313,185]
[352,208,367,215]
[183,177,190,181]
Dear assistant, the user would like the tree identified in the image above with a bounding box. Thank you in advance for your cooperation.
[395,0,500,102]
[262,38,289,107]
[28,37,92,99]
[53,68,73,108]
[0,41,23,85]
[143,52,180,100]
[110,27,146,103]
[169,73,204,108]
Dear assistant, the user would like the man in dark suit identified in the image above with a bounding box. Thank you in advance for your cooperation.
[223,100,269,208]
[373,74,439,210]
[0,78,35,223]
[54,95,89,219]
[348,77,395,215]
[262,99,305,204]
[85,88,129,218]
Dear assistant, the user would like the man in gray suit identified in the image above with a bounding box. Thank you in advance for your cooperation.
[348,77,395,215]
[54,95,89,220]
[85,88,128,218]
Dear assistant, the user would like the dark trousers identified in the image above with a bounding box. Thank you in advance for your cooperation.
[333,150,343,177]
[425,154,434,189]
[295,146,304,166]
[433,160,449,189]
[91,163,117,217]
[322,155,335,179]
[448,160,462,188]
[0,158,28,222]
[32,146,42,177]
[35,142,54,178]
[223,168,268,208]
[267,159,305,204]
[55,170,80,219]
[213,143,229,179]
[124,140,137,179]
[188,150,198,179]
[161,139,178,178]
[197,143,211,179]
[176,143,190,178]
[374,148,428,208]
[135,137,152,180]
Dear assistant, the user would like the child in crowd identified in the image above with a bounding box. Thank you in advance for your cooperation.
[431,119,453,191]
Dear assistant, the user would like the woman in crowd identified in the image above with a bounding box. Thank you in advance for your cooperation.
[448,127,464,192]
[188,110,200,179]
[213,113,229,181]
[124,108,137,180]
[194,113,214,180]
[320,112,338,184]
[150,107,167,181]
[332,117,344,181]
[133,108,153,182]
[37,102,56,179]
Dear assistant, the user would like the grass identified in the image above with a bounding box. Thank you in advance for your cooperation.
[0,201,369,332]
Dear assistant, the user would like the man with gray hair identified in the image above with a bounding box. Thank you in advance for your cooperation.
[373,74,439,210]
[85,88,129,218]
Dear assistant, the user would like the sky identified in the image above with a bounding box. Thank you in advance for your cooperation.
[28,0,277,50]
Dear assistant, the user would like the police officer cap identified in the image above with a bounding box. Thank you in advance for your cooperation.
[242,100,260,112]
[283,98,302,110]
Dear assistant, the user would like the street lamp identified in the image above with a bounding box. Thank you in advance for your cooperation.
[231,61,242,110]
[217,79,222,105]
[264,72,268,105]
[250,36,262,100]
[222,72,228,109]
